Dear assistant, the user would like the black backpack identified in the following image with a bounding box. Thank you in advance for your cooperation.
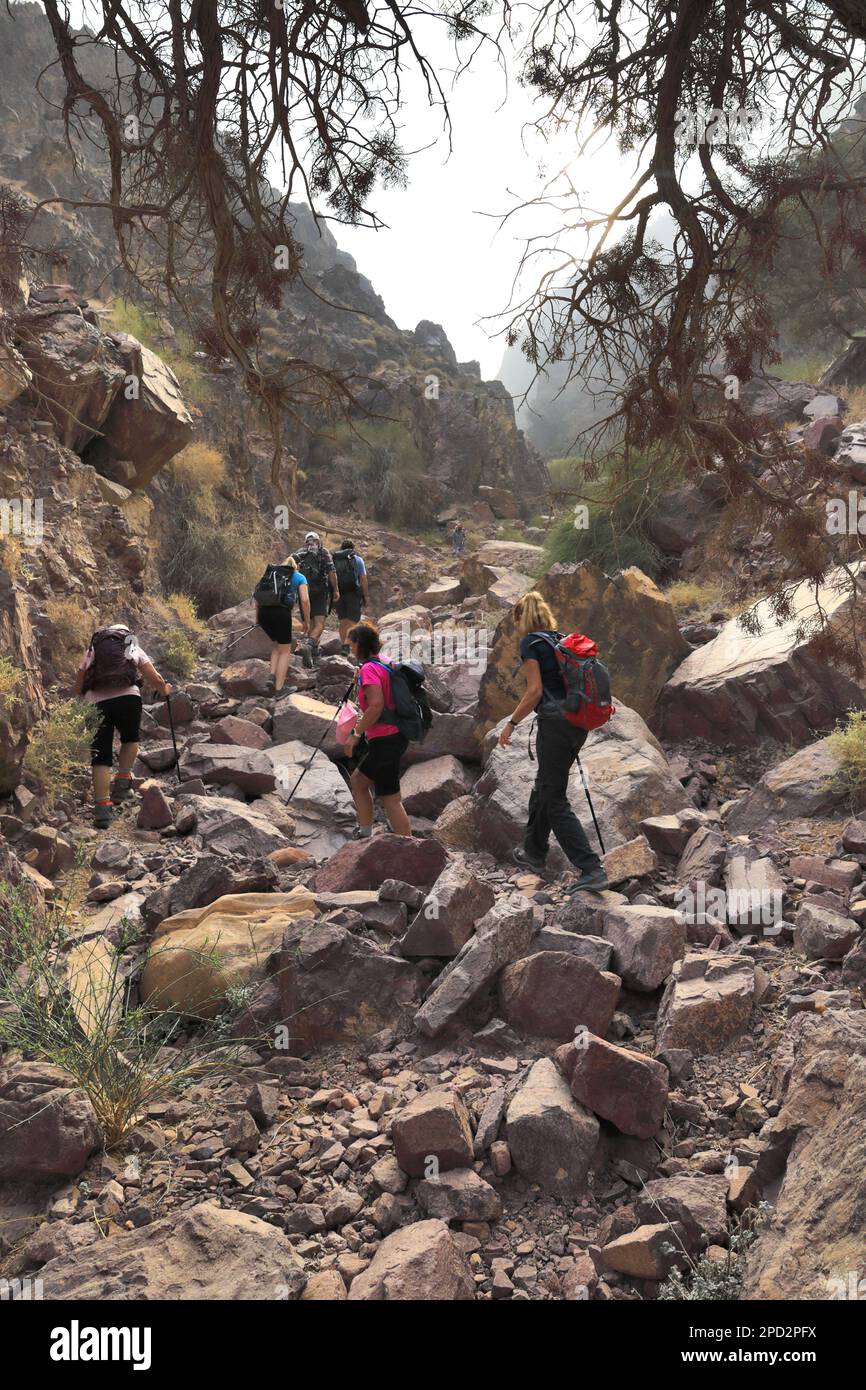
[365,659,433,744]
[292,547,330,593]
[82,628,140,693]
[254,564,297,610]
[333,548,359,594]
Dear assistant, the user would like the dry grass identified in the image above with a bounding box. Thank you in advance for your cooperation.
[45,598,96,677]
[663,580,724,616]
[170,441,226,494]
[23,700,100,808]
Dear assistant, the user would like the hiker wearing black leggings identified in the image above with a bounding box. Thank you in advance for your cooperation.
[498,591,609,893]
[74,625,172,829]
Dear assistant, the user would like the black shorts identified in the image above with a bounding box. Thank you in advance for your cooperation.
[308,587,330,619]
[336,591,362,622]
[91,695,142,766]
[257,604,294,644]
[354,732,408,798]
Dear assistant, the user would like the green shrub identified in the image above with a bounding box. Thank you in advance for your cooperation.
[827,710,866,806]
[159,513,268,617]
[23,700,100,808]
[658,1210,769,1301]
[542,452,677,579]
[160,627,198,679]
[0,885,248,1148]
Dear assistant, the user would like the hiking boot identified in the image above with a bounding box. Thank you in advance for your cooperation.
[111,773,134,804]
[301,641,314,670]
[566,868,610,894]
[94,801,114,830]
[511,847,546,873]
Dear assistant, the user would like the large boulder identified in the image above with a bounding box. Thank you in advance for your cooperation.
[656,952,756,1055]
[476,561,688,730]
[17,306,124,450]
[0,1062,101,1181]
[725,737,852,833]
[347,1219,474,1300]
[402,712,481,767]
[743,1010,866,1300]
[400,756,474,818]
[415,894,534,1037]
[505,1057,599,1198]
[272,691,345,755]
[557,1036,669,1139]
[474,702,691,861]
[656,566,866,747]
[178,743,276,796]
[176,794,290,857]
[646,484,721,555]
[793,902,860,961]
[98,332,194,486]
[266,740,355,820]
[313,834,447,893]
[498,952,621,1041]
[38,1200,306,1299]
[140,888,317,1018]
[273,920,421,1050]
[401,856,495,957]
[601,904,687,991]
[391,1090,474,1176]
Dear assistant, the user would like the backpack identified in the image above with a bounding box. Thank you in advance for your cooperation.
[82,628,140,694]
[528,631,615,731]
[253,564,297,610]
[292,547,330,593]
[364,659,433,744]
[333,549,359,594]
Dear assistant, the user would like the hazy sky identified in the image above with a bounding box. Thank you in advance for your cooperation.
[329,23,625,382]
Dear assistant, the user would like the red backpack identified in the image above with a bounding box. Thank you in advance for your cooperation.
[529,631,615,730]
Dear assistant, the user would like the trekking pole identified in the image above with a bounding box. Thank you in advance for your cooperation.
[225,623,258,652]
[576,753,605,855]
[282,678,356,805]
[164,692,185,784]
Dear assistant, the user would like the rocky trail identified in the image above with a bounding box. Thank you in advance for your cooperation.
[3,533,866,1302]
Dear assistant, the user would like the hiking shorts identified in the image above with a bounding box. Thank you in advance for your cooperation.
[257,604,294,645]
[354,732,408,798]
[336,591,362,622]
[91,694,142,766]
[308,586,330,619]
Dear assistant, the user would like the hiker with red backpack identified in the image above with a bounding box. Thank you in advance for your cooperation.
[74,625,173,829]
[499,591,613,892]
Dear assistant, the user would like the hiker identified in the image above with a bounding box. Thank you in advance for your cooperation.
[292,531,339,665]
[498,591,609,892]
[451,520,466,555]
[74,625,173,830]
[342,621,412,839]
[333,539,370,655]
[254,555,311,692]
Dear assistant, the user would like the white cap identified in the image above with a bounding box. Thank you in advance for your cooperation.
[305,531,320,542]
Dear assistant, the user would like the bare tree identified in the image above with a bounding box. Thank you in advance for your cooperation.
[35,0,492,491]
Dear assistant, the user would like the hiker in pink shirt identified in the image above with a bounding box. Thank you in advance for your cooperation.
[342,622,412,839]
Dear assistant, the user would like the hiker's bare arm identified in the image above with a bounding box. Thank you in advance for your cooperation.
[498,659,543,747]
[141,661,173,698]
[299,585,311,630]
[361,578,370,605]
[329,569,340,597]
